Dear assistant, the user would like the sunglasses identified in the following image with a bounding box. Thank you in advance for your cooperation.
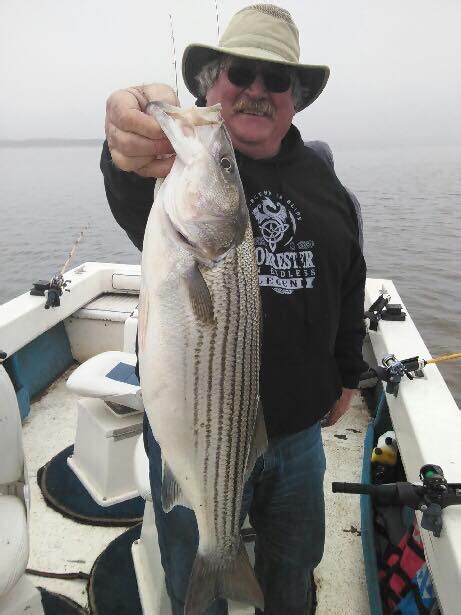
[227,62,293,93]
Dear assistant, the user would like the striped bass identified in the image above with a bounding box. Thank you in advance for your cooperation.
[138,102,266,614]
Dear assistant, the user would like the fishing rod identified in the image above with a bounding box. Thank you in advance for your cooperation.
[168,12,179,99]
[167,0,221,99]
[214,0,221,40]
[333,464,461,538]
[30,224,89,309]
[360,352,461,396]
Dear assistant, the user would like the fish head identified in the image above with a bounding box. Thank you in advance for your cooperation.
[146,102,248,264]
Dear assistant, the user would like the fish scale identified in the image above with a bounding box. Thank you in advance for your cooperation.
[139,102,265,613]
[187,231,259,553]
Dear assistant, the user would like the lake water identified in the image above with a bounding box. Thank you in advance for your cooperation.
[0,142,460,405]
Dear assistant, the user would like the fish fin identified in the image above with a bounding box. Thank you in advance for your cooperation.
[183,265,215,324]
[185,539,264,614]
[244,399,267,482]
[161,461,191,512]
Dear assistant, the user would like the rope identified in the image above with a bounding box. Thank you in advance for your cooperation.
[26,567,90,581]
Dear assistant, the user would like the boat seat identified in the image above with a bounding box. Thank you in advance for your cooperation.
[67,350,142,414]
[0,365,44,614]
[66,351,144,506]
[65,293,139,362]
[0,496,28,596]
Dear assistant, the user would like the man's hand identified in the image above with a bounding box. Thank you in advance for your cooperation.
[322,387,356,427]
[105,83,179,177]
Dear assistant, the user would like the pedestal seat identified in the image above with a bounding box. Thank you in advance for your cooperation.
[66,351,144,507]
[67,350,142,413]
[0,365,44,615]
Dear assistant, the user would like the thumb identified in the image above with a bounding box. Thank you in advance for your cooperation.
[127,83,180,111]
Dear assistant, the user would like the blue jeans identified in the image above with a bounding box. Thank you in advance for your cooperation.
[145,419,326,615]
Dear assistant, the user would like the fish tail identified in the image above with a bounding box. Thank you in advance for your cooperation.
[185,539,264,614]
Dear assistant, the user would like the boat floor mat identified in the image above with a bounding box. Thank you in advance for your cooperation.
[39,586,87,614]
[87,524,317,614]
[88,524,142,615]
[37,444,144,526]
[310,570,318,614]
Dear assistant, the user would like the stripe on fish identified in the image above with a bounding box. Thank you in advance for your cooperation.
[193,328,203,451]
[203,320,217,490]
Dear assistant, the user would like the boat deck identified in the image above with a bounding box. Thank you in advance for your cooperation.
[23,366,370,613]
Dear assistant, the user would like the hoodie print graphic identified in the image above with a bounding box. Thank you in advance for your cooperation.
[248,190,316,295]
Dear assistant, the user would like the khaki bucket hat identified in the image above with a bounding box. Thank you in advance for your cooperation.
[182,4,330,112]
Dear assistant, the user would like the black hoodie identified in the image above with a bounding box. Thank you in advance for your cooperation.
[100,124,366,438]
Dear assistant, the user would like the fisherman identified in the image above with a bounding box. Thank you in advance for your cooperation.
[101,4,367,614]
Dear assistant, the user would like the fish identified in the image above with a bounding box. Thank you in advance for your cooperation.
[138,101,266,614]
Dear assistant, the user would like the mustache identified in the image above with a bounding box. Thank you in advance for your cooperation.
[233,98,274,117]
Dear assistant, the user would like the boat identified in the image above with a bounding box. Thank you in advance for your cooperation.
[0,261,459,614]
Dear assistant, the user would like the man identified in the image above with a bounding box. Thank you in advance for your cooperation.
[101,4,366,614]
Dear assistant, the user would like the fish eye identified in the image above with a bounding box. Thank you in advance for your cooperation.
[220,157,234,173]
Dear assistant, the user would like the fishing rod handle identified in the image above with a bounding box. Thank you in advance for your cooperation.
[332,481,402,502]
[332,482,376,495]
[333,481,425,509]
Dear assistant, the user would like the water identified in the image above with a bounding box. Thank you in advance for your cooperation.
[0,143,460,405]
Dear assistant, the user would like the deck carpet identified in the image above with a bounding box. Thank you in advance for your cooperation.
[88,524,142,615]
[39,587,87,614]
[37,444,145,526]
[87,525,317,615]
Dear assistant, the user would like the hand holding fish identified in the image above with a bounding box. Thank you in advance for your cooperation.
[105,83,178,177]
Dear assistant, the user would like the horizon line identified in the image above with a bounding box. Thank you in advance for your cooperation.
[0,137,104,146]
[1,137,460,148]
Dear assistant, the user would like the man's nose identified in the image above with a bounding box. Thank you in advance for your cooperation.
[245,74,268,97]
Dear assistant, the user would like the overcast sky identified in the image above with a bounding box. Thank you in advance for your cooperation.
[1,0,460,145]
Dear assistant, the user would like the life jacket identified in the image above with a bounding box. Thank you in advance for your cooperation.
[378,518,437,614]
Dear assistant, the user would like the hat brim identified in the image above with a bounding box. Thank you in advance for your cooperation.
[182,44,330,112]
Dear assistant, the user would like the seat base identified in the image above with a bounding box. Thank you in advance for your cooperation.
[0,575,44,615]
[132,500,256,614]
[132,501,170,614]
[68,397,143,507]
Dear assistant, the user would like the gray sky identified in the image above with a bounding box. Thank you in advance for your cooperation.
[1,0,460,145]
